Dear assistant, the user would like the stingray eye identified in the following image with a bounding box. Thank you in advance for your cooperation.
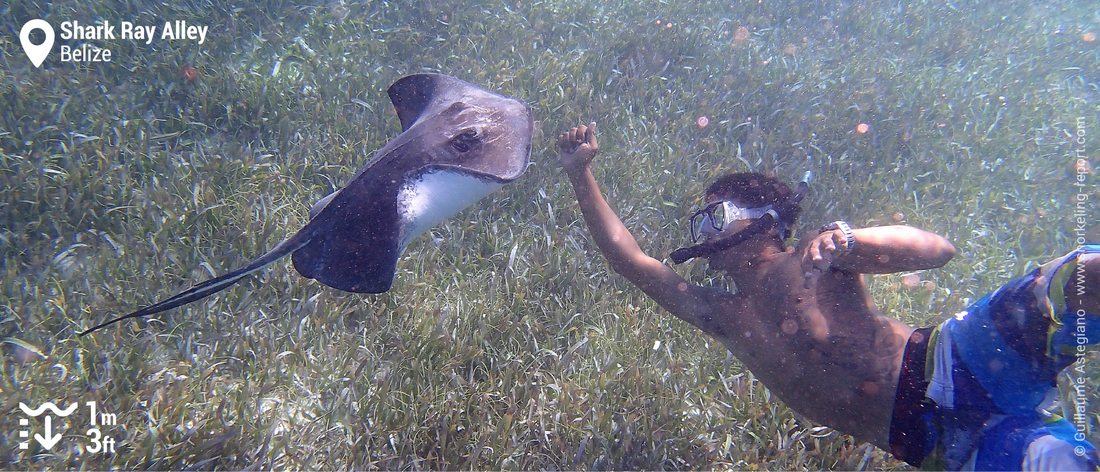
[450,130,480,153]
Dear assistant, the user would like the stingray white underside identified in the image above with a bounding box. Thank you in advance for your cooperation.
[397,170,503,250]
[307,170,502,254]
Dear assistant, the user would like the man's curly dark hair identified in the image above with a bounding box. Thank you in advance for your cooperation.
[705,172,803,229]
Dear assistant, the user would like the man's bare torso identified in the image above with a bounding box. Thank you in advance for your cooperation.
[701,247,914,448]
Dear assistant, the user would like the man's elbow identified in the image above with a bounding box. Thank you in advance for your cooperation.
[606,253,659,286]
[905,231,955,269]
[927,237,956,268]
[599,250,635,277]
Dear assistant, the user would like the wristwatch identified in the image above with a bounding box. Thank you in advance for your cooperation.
[819,221,856,252]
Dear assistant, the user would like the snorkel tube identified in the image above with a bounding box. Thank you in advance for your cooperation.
[669,171,812,264]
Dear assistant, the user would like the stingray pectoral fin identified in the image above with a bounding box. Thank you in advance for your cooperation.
[291,169,404,294]
[80,234,313,336]
[290,195,401,294]
[309,191,338,220]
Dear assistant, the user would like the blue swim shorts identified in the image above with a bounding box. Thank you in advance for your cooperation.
[890,245,1100,470]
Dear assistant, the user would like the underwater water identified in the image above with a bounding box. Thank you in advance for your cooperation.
[0,0,1097,469]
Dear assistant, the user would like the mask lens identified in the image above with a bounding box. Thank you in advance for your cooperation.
[728,201,774,221]
[688,201,776,243]
[690,201,726,242]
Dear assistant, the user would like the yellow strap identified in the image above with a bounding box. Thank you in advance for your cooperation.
[1050,262,1076,318]
[1045,256,1081,357]
[925,324,943,382]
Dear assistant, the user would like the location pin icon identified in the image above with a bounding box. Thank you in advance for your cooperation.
[20,19,55,68]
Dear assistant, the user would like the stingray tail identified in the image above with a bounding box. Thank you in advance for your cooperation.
[80,234,313,336]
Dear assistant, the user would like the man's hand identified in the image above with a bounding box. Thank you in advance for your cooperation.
[558,122,599,175]
[801,229,851,287]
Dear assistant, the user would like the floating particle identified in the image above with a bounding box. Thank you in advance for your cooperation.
[780,318,799,335]
[856,123,870,134]
[181,65,199,82]
[656,19,662,26]
[1075,159,1092,174]
[988,358,1005,373]
[891,212,905,223]
[734,26,750,45]
[860,380,880,396]
[901,273,921,289]
[696,116,710,129]
[1084,32,1096,43]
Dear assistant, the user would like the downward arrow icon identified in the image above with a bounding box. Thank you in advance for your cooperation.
[34,415,62,450]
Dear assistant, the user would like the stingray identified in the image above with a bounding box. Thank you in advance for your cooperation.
[81,74,532,335]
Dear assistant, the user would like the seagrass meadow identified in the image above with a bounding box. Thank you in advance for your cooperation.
[1,0,1098,469]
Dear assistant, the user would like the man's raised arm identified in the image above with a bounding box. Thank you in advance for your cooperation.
[558,123,723,324]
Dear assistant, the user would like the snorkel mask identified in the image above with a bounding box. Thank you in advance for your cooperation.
[689,201,783,243]
[670,171,812,264]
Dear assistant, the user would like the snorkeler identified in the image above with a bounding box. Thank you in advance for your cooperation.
[557,122,1100,470]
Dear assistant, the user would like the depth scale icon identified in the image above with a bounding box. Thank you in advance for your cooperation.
[18,402,77,450]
